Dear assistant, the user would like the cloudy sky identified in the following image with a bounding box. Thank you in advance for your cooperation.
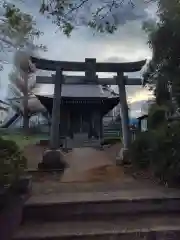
[0,0,157,117]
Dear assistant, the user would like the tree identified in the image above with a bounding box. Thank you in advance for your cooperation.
[8,48,46,132]
[143,0,180,110]
[2,0,145,37]
[0,1,45,70]
[0,0,46,131]
[39,0,134,35]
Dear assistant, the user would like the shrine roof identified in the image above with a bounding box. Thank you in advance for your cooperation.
[34,84,118,99]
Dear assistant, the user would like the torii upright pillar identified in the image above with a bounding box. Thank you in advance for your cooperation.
[116,72,131,164]
[50,67,63,149]
[39,67,67,170]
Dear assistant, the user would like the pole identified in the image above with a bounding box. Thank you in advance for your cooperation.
[23,72,29,133]
[116,72,131,163]
[85,58,97,83]
[50,68,63,149]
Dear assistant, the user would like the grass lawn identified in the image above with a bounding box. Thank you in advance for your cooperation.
[0,130,122,149]
[1,133,49,149]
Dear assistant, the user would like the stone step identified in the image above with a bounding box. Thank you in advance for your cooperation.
[22,190,180,222]
[65,139,101,148]
[13,214,180,240]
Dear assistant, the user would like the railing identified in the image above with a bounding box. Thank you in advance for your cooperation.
[103,130,121,138]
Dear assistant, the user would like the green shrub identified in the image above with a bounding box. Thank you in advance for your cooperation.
[130,131,155,169]
[130,122,180,185]
[0,137,27,188]
[153,123,180,184]
[148,104,168,130]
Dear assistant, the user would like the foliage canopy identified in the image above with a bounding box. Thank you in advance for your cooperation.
[2,0,141,36]
[143,0,180,107]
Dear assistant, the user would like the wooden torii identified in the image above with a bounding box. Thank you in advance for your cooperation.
[31,57,146,165]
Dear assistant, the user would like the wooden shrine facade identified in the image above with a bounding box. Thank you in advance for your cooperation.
[36,84,120,139]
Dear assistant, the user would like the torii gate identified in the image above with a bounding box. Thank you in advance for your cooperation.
[21,55,146,168]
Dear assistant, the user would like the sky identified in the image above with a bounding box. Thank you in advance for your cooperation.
[0,0,157,117]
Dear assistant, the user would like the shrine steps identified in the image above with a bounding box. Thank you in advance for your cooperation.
[21,195,180,222]
[65,139,101,148]
[13,189,180,240]
[64,133,101,148]
[12,214,180,240]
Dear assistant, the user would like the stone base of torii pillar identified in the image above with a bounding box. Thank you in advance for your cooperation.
[116,148,131,166]
[38,149,68,171]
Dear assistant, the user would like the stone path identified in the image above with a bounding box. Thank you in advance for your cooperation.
[61,147,120,182]
[30,146,176,196]
[24,143,120,170]
[30,146,130,195]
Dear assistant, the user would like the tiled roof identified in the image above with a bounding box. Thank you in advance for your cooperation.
[34,84,118,98]
[7,85,118,114]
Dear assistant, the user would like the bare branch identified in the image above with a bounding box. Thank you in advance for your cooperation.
[39,0,142,35]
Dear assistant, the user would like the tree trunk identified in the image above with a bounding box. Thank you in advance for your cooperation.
[23,73,29,134]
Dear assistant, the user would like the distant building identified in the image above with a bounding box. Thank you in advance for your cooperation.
[7,95,45,114]
[137,114,148,132]
[137,99,155,132]
[0,100,9,124]
[103,104,120,126]
[141,99,155,115]
[2,95,47,128]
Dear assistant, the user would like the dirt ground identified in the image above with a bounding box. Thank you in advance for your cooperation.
[23,143,172,196]
[23,143,125,184]
[61,147,124,182]
[23,143,122,170]
[104,143,122,162]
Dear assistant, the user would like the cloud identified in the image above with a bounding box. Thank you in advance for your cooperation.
[130,100,146,117]
[20,0,154,28]
[0,0,156,115]
[104,56,128,62]
[13,0,152,64]
[92,0,150,28]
